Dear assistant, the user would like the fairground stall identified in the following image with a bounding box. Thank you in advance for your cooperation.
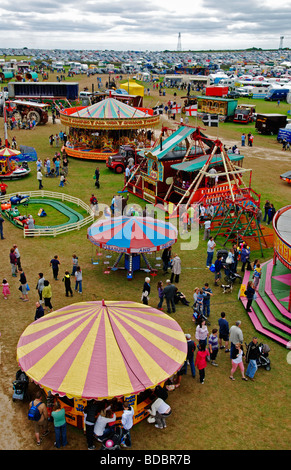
[16,300,187,429]
[59,96,160,161]
[123,125,260,217]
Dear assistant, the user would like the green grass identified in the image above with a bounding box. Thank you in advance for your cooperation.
[0,74,291,451]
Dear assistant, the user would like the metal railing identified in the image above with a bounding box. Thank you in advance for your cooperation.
[0,190,94,238]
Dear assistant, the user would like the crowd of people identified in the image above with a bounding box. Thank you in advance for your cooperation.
[4,245,83,315]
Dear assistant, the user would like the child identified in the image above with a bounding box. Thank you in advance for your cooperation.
[75,266,82,294]
[253,263,261,290]
[208,328,219,366]
[195,342,210,384]
[71,254,78,276]
[59,174,66,187]
[62,271,73,297]
[2,278,11,300]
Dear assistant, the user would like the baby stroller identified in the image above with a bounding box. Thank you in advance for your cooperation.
[174,291,190,306]
[12,369,30,402]
[257,343,271,370]
[192,307,211,326]
[100,426,123,451]
[223,270,242,286]
[46,168,56,178]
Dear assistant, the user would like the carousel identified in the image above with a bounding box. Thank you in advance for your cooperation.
[0,147,31,179]
[16,300,187,429]
[59,96,160,161]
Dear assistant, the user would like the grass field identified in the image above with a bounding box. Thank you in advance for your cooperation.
[0,72,290,451]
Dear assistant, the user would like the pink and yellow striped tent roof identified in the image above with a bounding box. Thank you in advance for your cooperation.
[16,301,187,399]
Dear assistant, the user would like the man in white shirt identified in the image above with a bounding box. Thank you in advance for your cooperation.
[206,236,216,267]
[203,218,211,240]
[37,169,43,189]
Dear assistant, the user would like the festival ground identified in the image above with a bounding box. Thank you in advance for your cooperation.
[0,73,291,451]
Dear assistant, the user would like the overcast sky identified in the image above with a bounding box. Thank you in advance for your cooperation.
[1,0,291,51]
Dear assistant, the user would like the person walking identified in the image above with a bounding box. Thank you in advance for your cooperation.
[170,253,181,284]
[13,244,22,270]
[195,342,210,384]
[0,214,5,239]
[50,255,60,280]
[229,320,244,358]
[202,283,213,317]
[35,301,44,321]
[36,273,45,303]
[141,276,151,305]
[267,203,276,225]
[206,236,216,267]
[245,281,256,313]
[203,218,211,240]
[42,280,53,312]
[75,266,83,294]
[263,200,271,222]
[183,334,196,378]
[157,280,164,309]
[10,247,18,277]
[208,328,219,366]
[37,169,43,189]
[84,400,98,450]
[19,268,29,302]
[218,312,230,352]
[241,243,251,272]
[71,254,79,276]
[229,343,248,381]
[162,247,171,274]
[2,278,11,300]
[163,279,177,313]
[121,402,134,447]
[214,254,223,285]
[245,337,260,380]
[28,390,49,446]
[51,401,68,449]
[195,319,209,348]
[62,271,73,297]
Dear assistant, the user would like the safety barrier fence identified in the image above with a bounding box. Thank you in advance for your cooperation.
[0,190,94,238]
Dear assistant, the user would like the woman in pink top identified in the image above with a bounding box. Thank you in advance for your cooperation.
[195,343,210,384]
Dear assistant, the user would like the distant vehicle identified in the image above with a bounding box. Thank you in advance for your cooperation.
[255,113,287,135]
[233,104,256,124]
[8,81,79,101]
[205,86,228,97]
[106,145,141,174]
[227,90,240,99]
[236,88,253,97]
[280,170,291,184]
[277,124,291,143]
[6,100,50,125]
[265,88,289,101]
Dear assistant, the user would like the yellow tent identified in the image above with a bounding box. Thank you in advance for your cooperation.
[120,80,144,97]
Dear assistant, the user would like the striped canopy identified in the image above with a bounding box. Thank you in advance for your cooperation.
[87,216,178,254]
[71,97,149,119]
[0,147,21,158]
[16,301,187,399]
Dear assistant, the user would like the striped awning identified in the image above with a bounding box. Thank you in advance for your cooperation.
[71,97,149,119]
[16,301,187,399]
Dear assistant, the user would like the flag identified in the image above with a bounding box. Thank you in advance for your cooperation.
[202,114,219,127]
[185,104,198,117]
[171,103,181,114]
